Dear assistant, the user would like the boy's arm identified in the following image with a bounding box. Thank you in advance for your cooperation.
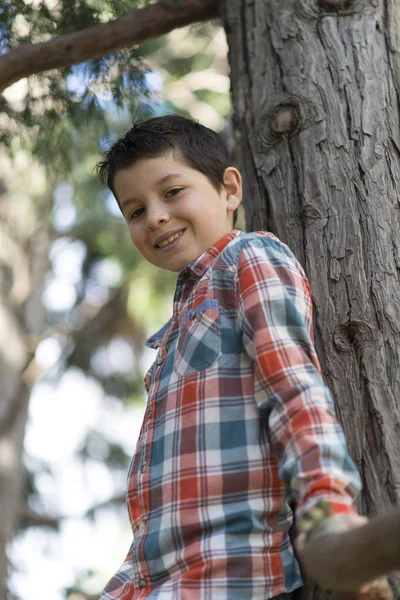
[236,237,362,522]
[99,542,135,600]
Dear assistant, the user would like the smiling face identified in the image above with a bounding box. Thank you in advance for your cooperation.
[114,152,242,273]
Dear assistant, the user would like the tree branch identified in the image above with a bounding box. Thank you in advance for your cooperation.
[19,504,60,529]
[19,492,127,528]
[0,0,221,93]
[67,284,144,371]
[299,502,400,596]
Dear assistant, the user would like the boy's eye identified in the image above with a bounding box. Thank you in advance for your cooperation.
[129,207,144,221]
[165,187,183,197]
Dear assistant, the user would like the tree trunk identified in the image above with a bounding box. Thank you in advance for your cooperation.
[223,0,400,597]
[0,153,49,598]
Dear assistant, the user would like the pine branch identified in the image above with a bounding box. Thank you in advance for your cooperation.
[0,0,221,93]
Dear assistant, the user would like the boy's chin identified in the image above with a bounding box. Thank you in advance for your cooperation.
[166,263,190,274]
[151,260,189,273]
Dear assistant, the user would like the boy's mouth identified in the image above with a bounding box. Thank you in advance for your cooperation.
[154,229,185,249]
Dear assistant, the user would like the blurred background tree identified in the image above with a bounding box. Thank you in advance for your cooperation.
[0,2,232,598]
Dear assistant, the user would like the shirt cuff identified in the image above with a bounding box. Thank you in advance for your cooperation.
[296,492,358,530]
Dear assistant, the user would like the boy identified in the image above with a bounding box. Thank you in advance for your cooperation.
[96,115,362,599]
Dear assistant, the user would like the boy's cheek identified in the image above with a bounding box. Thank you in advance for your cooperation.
[128,229,143,250]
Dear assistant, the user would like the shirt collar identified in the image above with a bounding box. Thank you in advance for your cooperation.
[177,230,243,282]
[145,230,243,350]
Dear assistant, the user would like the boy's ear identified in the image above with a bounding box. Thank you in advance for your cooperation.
[223,167,242,211]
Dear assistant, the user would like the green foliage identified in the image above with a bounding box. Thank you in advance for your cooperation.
[1,2,228,173]
[1,0,157,169]
[1,0,147,46]
[194,88,230,114]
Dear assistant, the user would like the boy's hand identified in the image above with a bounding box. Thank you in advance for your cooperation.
[295,512,368,554]
[295,505,396,599]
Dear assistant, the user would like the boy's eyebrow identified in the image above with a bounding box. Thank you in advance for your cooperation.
[120,172,184,208]
[157,172,184,184]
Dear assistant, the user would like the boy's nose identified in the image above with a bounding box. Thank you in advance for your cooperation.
[145,206,170,230]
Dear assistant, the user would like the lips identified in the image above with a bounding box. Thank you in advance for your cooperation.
[154,229,185,248]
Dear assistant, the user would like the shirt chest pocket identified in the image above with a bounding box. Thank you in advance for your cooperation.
[174,299,221,377]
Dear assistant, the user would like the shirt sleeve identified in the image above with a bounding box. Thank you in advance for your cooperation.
[100,542,135,600]
[236,235,362,521]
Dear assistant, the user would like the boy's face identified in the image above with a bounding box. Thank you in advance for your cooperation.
[114,152,242,273]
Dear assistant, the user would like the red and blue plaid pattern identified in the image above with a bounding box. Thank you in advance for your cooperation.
[100,231,361,599]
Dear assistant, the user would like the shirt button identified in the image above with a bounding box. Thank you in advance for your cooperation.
[140,517,147,531]
[147,409,153,419]
[189,310,196,320]
[141,462,147,473]
[182,270,191,280]
[138,578,147,589]
[156,355,164,365]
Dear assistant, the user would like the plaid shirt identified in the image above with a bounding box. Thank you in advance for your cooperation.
[101,231,361,600]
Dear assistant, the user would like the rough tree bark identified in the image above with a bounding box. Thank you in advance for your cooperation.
[223,0,400,597]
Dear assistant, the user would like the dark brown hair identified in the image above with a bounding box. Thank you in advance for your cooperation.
[96,115,232,197]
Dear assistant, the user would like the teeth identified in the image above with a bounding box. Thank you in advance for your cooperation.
[157,231,183,248]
